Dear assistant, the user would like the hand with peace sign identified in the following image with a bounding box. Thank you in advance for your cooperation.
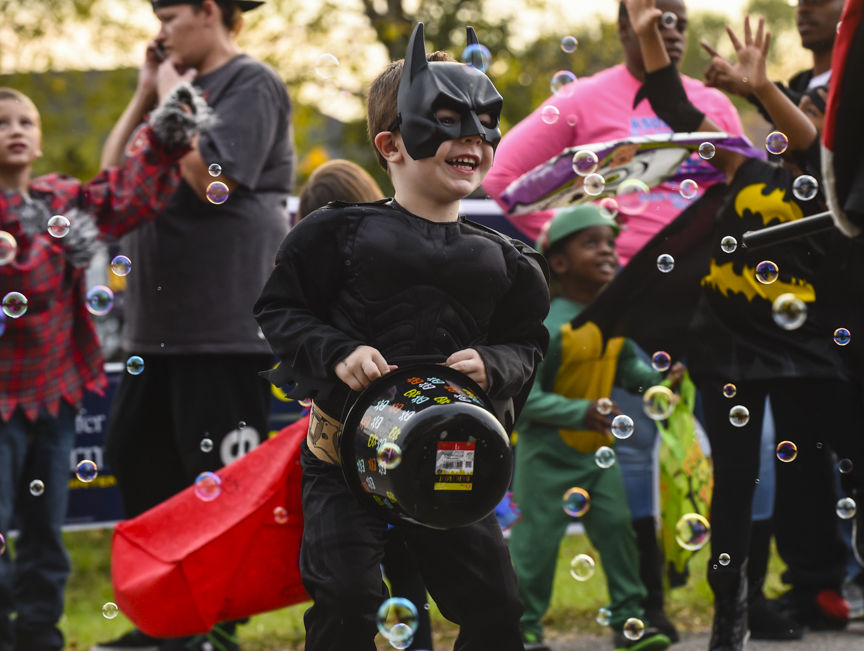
[702,15,772,98]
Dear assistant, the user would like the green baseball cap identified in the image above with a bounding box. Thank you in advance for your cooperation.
[535,203,620,253]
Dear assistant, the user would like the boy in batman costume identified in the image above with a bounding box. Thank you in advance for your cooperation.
[254,23,550,651]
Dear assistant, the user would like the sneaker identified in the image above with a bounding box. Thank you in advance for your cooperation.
[642,608,679,644]
[91,629,161,651]
[612,626,670,651]
[520,629,550,651]
[772,587,850,631]
[748,593,802,640]
[843,575,864,620]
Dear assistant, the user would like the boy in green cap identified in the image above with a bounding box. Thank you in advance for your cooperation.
[511,203,681,651]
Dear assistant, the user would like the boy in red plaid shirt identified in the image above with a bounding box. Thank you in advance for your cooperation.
[0,74,211,651]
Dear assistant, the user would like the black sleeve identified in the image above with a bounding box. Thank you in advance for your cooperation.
[745,81,804,125]
[633,63,705,133]
[253,207,364,389]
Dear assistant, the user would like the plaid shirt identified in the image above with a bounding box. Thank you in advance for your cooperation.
[0,125,188,422]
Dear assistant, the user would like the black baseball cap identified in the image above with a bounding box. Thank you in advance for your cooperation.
[151,0,265,11]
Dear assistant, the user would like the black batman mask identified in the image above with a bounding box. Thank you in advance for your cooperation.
[390,23,503,160]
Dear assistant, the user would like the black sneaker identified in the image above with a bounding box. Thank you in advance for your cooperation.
[612,626,670,651]
[520,629,550,651]
[642,608,679,643]
[772,587,849,631]
[91,629,161,651]
[748,593,802,640]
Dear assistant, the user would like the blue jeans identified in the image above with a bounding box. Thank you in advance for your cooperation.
[0,403,75,649]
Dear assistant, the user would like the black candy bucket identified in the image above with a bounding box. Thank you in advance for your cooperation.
[339,363,512,529]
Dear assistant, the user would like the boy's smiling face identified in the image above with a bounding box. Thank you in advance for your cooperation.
[0,97,42,173]
[549,224,619,289]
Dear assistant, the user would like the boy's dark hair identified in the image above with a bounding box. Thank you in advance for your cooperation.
[0,88,39,121]
[366,50,455,171]
[202,0,243,32]
[298,159,384,220]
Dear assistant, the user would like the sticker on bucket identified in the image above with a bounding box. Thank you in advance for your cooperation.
[434,441,475,491]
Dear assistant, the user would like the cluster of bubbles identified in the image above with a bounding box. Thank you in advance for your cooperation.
[594,445,616,468]
[314,53,340,80]
[102,602,119,619]
[836,497,857,520]
[722,383,737,398]
[550,70,578,97]
[560,35,579,53]
[729,405,750,427]
[643,385,676,421]
[125,355,144,375]
[834,327,851,346]
[755,260,779,284]
[194,471,222,501]
[200,437,214,453]
[572,150,599,176]
[0,231,17,265]
[623,617,646,641]
[698,142,716,160]
[776,440,798,463]
[377,442,403,470]
[273,506,289,524]
[206,181,230,205]
[720,236,738,254]
[30,479,45,496]
[651,350,671,372]
[617,179,650,215]
[772,293,808,330]
[562,486,591,517]
[86,285,114,316]
[376,597,419,649]
[609,414,634,439]
[47,214,71,238]
[792,175,818,201]
[2,291,27,319]
[110,255,132,277]
[75,459,99,482]
[675,513,711,550]
[656,254,675,274]
[765,131,789,155]
[461,43,491,73]
[679,179,699,200]
[569,553,596,581]
[583,173,605,196]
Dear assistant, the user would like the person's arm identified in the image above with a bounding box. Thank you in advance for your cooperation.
[614,339,663,394]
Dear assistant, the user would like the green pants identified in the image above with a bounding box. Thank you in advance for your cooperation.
[510,429,646,635]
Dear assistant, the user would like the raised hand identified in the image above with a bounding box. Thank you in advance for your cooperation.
[701,41,751,97]
[624,0,663,38]
[725,15,771,93]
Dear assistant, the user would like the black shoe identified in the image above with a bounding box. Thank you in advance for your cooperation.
[642,608,679,644]
[708,560,748,651]
[772,587,850,631]
[158,624,240,651]
[612,625,670,650]
[747,593,802,640]
[91,629,161,651]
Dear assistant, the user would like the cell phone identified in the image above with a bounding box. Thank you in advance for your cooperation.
[154,42,167,61]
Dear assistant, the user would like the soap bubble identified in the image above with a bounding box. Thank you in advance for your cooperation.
[540,105,560,125]
[102,602,119,619]
[723,383,737,398]
[85,285,114,316]
[200,437,213,453]
[765,131,789,155]
[561,35,579,53]
[206,181,230,205]
[660,11,678,29]
[616,179,650,215]
[772,293,807,330]
[47,214,70,238]
[583,173,605,196]
[2,291,27,318]
[838,458,853,474]
[594,446,616,469]
[651,350,671,372]
[569,553,596,581]
[656,254,675,273]
[755,260,779,284]
[679,179,699,199]
[314,53,339,79]
[0,231,17,265]
[461,43,491,73]
[776,440,798,463]
[836,497,857,519]
[572,150,599,176]
[0,533,5,555]
[376,597,418,640]
[125,355,144,375]
[110,255,132,277]
[834,327,851,346]
[596,607,612,626]
[562,486,590,517]
[611,414,635,439]
[377,442,403,470]
[599,197,619,218]
[596,398,613,415]
[729,405,750,427]
[719,553,731,566]
[643,385,676,421]
[792,175,818,201]
[388,622,414,648]
[675,513,711,550]
[720,236,738,253]
[623,617,646,641]
[698,142,716,160]
[29,479,45,496]
[273,506,288,524]
[550,70,578,96]
[208,163,222,177]
[75,459,98,482]
[194,471,222,501]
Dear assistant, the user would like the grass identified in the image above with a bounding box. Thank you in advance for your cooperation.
[58,527,789,650]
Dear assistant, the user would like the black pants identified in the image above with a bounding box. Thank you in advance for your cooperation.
[382,529,434,650]
[299,442,524,651]
[106,353,272,517]
[702,377,864,589]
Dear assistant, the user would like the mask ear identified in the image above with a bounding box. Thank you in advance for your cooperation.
[404,22,428,84]
[466,26,479,47]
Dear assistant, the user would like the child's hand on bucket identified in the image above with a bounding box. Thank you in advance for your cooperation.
[444,348,489,390]
[335,345,398,391]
